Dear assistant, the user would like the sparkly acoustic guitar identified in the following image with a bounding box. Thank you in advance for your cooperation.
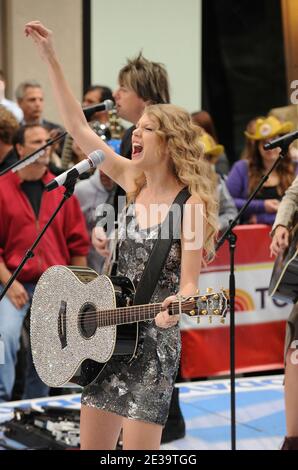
[30,266,229,388]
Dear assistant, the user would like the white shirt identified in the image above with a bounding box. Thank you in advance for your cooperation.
[0,97,24,122]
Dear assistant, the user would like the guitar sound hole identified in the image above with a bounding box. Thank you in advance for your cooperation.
[78,302,97,339]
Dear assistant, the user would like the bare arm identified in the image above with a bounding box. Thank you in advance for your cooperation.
[155,196,205,328]
[179,196,204,295]
[25,21,140,192]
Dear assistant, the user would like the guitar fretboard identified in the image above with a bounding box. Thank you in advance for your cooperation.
[96,301,182,327]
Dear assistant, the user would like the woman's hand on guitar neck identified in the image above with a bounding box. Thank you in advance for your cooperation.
[270,225,289,258]
[154,295,180,329]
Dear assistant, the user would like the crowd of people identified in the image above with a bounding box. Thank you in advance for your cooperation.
[0,19,297,450]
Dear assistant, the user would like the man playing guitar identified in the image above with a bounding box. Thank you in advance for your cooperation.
[270,175,298,450]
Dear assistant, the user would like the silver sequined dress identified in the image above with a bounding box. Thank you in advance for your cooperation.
[81,203,181,425]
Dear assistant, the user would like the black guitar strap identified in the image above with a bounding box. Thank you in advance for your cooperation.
[133,187,191,306]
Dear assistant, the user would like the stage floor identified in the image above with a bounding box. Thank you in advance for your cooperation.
[0,374,285,450]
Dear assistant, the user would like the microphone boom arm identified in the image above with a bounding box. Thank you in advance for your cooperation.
[0,131,67,177]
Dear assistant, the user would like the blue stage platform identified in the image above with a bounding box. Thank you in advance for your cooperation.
[0,374,285,450]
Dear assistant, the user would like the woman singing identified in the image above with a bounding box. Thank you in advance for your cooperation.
[25,21,218,450]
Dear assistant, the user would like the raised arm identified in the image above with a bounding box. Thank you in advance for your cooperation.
[25,21,139,192]
[179,196,205,296]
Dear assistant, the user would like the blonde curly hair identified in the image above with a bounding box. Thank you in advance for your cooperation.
[127,104,219,262]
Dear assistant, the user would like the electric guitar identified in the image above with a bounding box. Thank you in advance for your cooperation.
[30,265,229,388]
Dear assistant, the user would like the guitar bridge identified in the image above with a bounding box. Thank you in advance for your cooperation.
[58,300,67,349]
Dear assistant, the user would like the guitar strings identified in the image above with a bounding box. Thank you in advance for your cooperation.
[64,299,226,327]
[76,301,196,324]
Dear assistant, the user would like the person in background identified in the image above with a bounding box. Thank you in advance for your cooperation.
[269,104,298,161]
[0,105,19,172]
[0,123,89,401]
[16,79,64,172]
[198,132,238,232]
[82,85,114,125]
[16,80,61,131]
[191,110,230,176]
[226,116,296,225]
[0,70,23,122]
[114,52,170,158]
[75,165,116,273]
[270,175,298,450]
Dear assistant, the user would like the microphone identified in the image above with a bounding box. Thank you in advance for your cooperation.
[263,130,298,150]
[45,150,105,192]
[83,99,114,121]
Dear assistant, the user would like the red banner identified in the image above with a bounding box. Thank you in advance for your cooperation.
[180,225,291,379]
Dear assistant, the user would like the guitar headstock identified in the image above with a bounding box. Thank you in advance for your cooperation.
[181,288,229,323]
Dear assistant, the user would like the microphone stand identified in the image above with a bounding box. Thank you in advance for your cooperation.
[215,144,291,450]
[0,180,76,303]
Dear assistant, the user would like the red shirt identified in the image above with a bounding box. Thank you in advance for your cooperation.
[0,170,89,283]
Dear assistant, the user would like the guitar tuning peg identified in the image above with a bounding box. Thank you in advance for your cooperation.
[206,287,214,294]
[220,318,226,324]
[189,310,196,316]
[213,309,220,315]
[201,309,208,315]
[201,296,207,302]
[213,294,219,300]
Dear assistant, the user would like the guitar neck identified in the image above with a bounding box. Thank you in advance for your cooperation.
[97,302,179,327]
[95,290,228,327]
